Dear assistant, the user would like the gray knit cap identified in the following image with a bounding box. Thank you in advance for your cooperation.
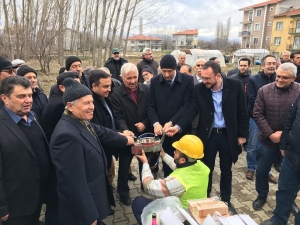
[62,78,92,105]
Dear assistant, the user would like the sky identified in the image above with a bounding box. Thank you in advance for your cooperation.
[142,0,264,40]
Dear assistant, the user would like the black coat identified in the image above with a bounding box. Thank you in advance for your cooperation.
[147,72,194,143]
[40,88,65,142]
[50,114,128,224]
[32,88,48,121]
[104,57,128,83]
[177,77,249,163]
[0,108,50,218]
[110,83,151,136]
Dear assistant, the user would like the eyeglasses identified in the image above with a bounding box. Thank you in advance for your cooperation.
[1,68,14,74]
[276,75,293,80]
[113,52,119,55]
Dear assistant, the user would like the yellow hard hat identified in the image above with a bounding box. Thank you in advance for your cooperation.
[172,135,204,159]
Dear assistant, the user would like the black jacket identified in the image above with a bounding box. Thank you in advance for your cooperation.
[104,57,128,83]
[32,88,48,121]
[147,72,194,143]
[246,71,276,118]
[50,114,127,224]
[230,72,253,95]
[110,83,151,136]
[280,95,300,169]
[137,58,159,82]
[0,108,50,218]
[177,77,249,163]
[295,65,300,83]
[40,88,65,142]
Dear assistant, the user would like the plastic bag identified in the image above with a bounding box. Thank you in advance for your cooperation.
[141,196,182,225]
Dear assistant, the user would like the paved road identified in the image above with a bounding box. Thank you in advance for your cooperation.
[40,150,299,224]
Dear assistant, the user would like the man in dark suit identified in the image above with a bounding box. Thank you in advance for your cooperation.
[110,63,151,205]
[50,78,134,225]
[0,76,50,225]
[165,61,249,214]
[147,54,194,177]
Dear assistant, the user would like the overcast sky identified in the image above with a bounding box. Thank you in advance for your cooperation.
[141,0,263,40]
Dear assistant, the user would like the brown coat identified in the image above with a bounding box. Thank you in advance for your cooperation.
[253,82,300,148]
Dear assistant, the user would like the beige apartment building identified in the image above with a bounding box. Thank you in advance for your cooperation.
[239,0,300,50]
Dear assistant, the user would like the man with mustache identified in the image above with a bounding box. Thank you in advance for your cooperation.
[0,76,50,225]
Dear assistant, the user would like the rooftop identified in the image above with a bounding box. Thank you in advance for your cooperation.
[172,29,198,35]
[239,0,282,11]
[274,7,300,17]
[127,34,161,41]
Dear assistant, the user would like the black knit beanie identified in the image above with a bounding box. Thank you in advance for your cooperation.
[17,65,37,77]
[160,54,177,70]
[62,78,92,105]
[65,56,81,71]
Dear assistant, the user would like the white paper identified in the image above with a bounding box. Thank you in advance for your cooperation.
[239,215,258,225]
[202,214,218,225]
[176,207,198,225]
[160,207,183,225]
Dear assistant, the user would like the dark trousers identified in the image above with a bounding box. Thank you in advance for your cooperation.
[202,131,233,202]
[162,142,175,177]
[3,201,42,225]
[117,147,133,195]
[132,196,153,225]
[45,203,60,225]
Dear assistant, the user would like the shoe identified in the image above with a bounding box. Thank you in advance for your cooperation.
[253,196,267,210]
[260,219,275,225]
[268,174,277,184]
[274,163,281,173]
[225,201,237,215]
[128,173,137,181]
[291,201,299,216]
[108,208,115,216]
[119,194,131,206]
[246,170,254,180]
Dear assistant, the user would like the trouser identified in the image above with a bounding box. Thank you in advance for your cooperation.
[45,203,60,225]
[202,131,233,202]
[117,146,133,195]
[107,157,116,185]
[162,142,175,177]
[3,199,43,225]
[246,118,260,171]
[270,156,300,225]
[132,196,153,225]
[255,140,279,198]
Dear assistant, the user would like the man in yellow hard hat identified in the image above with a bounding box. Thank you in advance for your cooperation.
[131,135,210,225]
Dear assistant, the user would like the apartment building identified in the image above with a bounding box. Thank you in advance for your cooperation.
[239,0,300,49]
[125,34,162,52]
[172,29,198,50]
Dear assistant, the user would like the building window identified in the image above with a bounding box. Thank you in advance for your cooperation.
[274,37,281,45]
[254,23,260,31]
[256,8,262,17]
[253,37,259,45]
[276,22,283,30]
[268,22,271,26]
[266,36,270,40]
[249,11,253,21]
[270,7,274,11]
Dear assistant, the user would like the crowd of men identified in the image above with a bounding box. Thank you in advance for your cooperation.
[0,48,299,225]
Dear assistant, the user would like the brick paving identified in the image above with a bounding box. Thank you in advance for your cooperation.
[40,150,299,224]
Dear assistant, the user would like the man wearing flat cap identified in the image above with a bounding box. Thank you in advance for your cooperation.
[147,54,194,177]
[104,48,128,83]
[50,79,134,225]
[0,57,18,109]
[65,56,90,87]
[141,65,154,86]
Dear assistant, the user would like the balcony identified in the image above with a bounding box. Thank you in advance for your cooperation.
[238,31,251,37]
[240,19,253,24]
[288,28,300,34]
[286,44,300,50]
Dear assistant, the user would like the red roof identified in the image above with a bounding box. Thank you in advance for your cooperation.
[172,29,198,35]
[239,0,282,11]
[127,35,161,41]
[274,8,300,17]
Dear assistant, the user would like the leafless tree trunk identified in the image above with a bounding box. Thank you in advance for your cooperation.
[12,0,20,58]
[118,0,131,49]
[92,0,100,66]
[110,0,123,53]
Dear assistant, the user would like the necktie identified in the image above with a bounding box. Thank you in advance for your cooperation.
[166,81,173,86]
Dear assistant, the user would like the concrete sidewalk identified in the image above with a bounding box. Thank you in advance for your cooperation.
[40,150,299,224]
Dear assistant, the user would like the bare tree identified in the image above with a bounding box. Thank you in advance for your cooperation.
[2,0,14,59]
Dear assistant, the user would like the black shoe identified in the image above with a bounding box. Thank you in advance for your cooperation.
[225,202,237,215]
[119,194,131,206]
[291,201,299,216]
[274,163,281,173]
[128,173,137,181]
[253,196,266,210]
[108,208,115,216]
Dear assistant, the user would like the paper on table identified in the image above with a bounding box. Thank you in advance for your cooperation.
[202,214,218,225]
[217,215,258,225]
[176,207,198,225]
[160,207,182,225]
[239,215,258,225]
